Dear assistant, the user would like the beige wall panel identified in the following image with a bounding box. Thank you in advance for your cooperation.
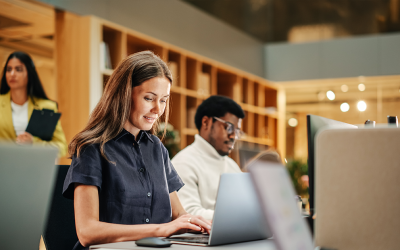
[36,67,56,101]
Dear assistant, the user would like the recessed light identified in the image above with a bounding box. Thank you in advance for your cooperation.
[357,101,367,111]
[326,90,335,100]
[288,118,298,127]
[340,103,350,112]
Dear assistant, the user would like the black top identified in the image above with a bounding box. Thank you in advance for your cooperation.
[63,129,184,250]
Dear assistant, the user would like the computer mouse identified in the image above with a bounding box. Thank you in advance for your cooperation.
[135,237,172,248]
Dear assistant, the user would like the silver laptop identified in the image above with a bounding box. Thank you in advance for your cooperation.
[90,173,271,249]
[167,173,272,246]
[248,161,314,250]
[0,143,58,250]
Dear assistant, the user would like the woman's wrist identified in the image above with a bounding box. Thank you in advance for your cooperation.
[154,224,166,237]
[177,211,188,218]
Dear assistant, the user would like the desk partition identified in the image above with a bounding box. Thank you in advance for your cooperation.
[315,127,400,250]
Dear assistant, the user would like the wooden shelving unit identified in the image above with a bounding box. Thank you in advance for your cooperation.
[55,12,286,165]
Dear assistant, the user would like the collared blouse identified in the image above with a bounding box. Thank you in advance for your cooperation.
[63,129,184,250]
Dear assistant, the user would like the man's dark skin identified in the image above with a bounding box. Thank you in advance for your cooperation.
[199,112,242,156]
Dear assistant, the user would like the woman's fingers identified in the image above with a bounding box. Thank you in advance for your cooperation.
[185,215,211,234]
[167,214,213,237]
[186,222,202,231]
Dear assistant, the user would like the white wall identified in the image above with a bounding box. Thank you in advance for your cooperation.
[265,33,400,81]
[38,0,265,77]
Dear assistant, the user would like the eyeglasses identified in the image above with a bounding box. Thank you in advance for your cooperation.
[213,116,243,139]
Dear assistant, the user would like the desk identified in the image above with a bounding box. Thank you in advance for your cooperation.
[90,239,277,250]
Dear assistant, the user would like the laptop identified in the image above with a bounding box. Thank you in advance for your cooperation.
[0,143,58,250]
[90,173,272,249]
[248,161,314,250]
[166,173,272,246]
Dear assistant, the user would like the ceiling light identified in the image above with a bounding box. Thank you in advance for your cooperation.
[288,118,298,127]
[326,90,335,100]
[358,83,366,91]
[341,84,349,92]
[357,101,367,112]
[340,102,350,112]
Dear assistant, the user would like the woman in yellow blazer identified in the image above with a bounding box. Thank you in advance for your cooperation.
[0,51,67,157]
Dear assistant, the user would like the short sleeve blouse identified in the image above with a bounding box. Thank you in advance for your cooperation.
[63,129,184,250]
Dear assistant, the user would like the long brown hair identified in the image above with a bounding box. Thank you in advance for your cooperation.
[68,51,172,160]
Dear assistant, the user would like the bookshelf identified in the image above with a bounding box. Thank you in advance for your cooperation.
[55,12,286,165]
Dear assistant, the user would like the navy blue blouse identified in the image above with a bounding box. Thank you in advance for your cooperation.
[63,129,184,250]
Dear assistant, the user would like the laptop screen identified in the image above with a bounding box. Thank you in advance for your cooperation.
[249,162,314,250]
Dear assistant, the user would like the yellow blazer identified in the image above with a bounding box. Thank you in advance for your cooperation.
[0,92,67,157]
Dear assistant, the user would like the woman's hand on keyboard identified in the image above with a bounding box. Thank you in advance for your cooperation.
[160,214,212,237]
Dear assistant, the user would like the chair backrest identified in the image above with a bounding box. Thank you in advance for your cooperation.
[43,165,78,250]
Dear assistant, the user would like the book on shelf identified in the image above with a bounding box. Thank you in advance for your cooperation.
[187,108,197,129]
[168,62,179,84]
[100,41,112,70]
[264,107,277,115]
[197,72,210,95]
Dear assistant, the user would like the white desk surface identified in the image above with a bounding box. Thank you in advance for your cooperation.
[90,239,277,250]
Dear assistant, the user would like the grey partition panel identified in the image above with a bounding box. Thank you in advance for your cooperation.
[315,127,400,250]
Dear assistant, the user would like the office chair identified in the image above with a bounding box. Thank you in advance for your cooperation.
[43,165,78,250]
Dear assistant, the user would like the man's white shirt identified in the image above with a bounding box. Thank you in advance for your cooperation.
[171,134,241,220]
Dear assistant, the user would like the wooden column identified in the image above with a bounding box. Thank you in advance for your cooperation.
[277,88,286,159]
[55,11,92,164]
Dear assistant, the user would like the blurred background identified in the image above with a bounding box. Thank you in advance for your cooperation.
[184,0,400,43]
[1,0,400,201]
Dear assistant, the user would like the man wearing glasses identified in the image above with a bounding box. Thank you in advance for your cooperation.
[171,95,245,220]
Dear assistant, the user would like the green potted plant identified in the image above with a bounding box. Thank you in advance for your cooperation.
[285,159,309,197]
[157,122,180,158]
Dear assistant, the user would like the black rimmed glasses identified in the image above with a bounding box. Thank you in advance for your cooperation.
[213,116,243,139]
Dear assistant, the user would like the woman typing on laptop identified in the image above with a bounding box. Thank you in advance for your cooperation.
[63,51,211,250]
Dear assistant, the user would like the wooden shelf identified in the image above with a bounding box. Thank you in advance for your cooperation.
[182,128,198,136]
[240,136,274,146]
[55,13,286,165]
[240,103,278,118]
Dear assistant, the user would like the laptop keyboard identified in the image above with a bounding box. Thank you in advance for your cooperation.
[166,235,210,244]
